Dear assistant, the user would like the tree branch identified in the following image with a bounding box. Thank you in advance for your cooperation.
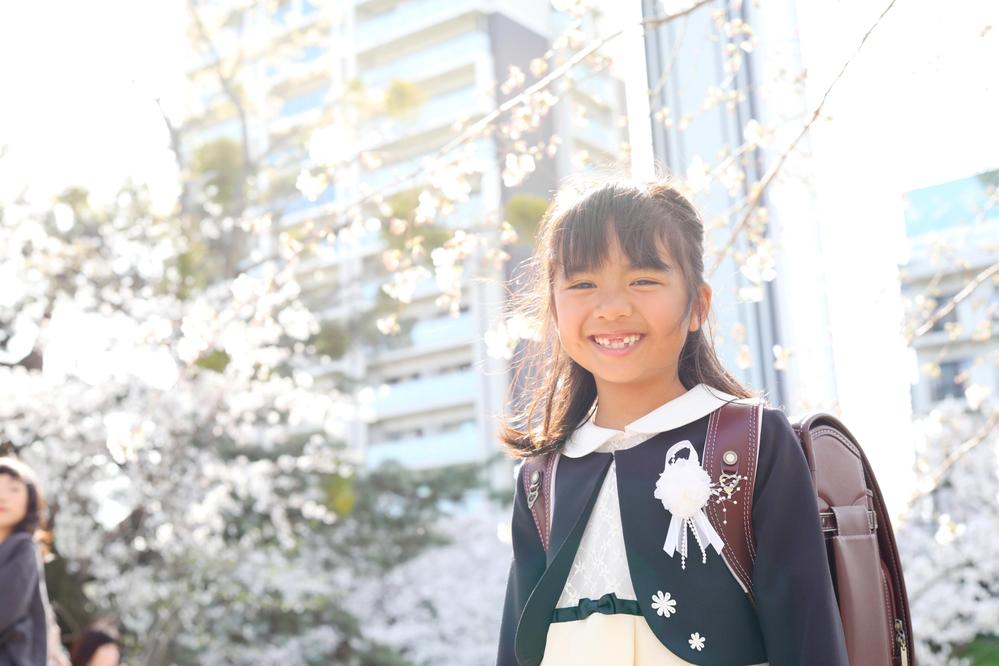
[707,0,901,276]
[153,97,192,217]
[907,408,999,507]
[187,0,255,203]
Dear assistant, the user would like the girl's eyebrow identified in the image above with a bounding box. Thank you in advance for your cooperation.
[637,261,674,272]
[565,261,673,277]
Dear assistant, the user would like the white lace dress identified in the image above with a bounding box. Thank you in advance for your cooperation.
[541,431,703,665]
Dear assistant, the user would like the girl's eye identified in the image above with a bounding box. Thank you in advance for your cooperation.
[569,279,658,289]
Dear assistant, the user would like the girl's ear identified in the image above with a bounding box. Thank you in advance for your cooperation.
[689,284,712,332]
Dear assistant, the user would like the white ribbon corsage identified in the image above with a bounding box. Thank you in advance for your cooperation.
[653,440,726,569]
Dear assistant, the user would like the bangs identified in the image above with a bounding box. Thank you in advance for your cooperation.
[0,464,25,482]
[549,184,681,281]
[0,458,37,487]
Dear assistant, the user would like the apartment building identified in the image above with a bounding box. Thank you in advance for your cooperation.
[900,170,999,414]
[181,0,627,474]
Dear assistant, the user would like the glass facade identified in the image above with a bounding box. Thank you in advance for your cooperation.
[641,0,786,405]
[903,170,999,238]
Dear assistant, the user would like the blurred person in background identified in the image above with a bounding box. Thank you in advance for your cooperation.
[0,457,62,666]
[69,623,119,666]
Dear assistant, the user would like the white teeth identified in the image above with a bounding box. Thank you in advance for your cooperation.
[594,334,642,349]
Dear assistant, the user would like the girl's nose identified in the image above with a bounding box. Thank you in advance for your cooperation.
[594,290,633,319]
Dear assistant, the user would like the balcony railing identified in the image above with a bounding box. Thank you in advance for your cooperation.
[361,86,489,149]
[410,311,476,348]
[278,87,327,118]
[354,0,481,53]
[370,368,477,419]
[366,420,481,469]
[361,139,496,194]
[360,31,487,90]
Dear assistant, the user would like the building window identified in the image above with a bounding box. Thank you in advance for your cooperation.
[279,87,326,118]
[927,291,959,333]
[930,359,969,402]
[299,45,324,62]
[440,419,473,433]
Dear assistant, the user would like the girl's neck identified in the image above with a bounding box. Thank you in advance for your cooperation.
[593,377,690,430]
[0,527,11,544]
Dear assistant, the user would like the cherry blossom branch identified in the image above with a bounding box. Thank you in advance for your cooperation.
[909,258,999,340]
[439,0,714,157]
[187,1,254,180]
[647,9,691,102]
[906,556,980,605]
[707,0,901,276]
[904,186,999,340]
[153,96,192,217]
[907,408,999,508]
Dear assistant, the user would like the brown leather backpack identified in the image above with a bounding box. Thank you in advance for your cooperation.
[521,402,915,666]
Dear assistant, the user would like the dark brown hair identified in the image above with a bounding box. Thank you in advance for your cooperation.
[70,622,120,666]
[0,456,48,540]
[497,176,755,458]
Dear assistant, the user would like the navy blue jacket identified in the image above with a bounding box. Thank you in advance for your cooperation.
[497,407,849,666]
[0,532,47,666]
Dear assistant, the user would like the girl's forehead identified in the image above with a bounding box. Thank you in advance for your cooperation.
[0,472,28,486]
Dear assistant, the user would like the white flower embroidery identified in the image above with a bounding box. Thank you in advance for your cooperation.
[689,632,706,651]
[650,590,677,618]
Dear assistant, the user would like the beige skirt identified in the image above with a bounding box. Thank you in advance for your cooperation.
[541,613,698,665]
[542,614,769,666]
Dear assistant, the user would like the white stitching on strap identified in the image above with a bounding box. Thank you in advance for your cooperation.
[708,408,754,592]
[540,453,557,551]
[744,403,761,560]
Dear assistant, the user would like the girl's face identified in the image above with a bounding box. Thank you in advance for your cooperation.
[89,643,121,666]
[551,229,709,392]
[0,473,30,535]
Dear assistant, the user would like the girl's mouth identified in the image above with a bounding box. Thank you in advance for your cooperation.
[589,334,644,356]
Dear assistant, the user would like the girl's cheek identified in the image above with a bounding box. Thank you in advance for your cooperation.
[12,494,28,523]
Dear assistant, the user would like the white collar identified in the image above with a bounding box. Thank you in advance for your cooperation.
[561,383,756,458]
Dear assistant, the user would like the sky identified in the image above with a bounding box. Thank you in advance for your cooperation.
[0,0,187,209]
[0,0,994,203]
[794,0,998,191]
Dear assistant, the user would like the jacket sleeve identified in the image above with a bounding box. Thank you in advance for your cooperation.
[751,408,850,666]
[0,536,40,632]
[497,460,549,666]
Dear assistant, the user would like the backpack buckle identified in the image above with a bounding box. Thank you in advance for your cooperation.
[527,469,542,508]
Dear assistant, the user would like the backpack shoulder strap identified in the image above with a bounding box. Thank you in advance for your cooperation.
[703,400,763,602]
[521,451,557,552]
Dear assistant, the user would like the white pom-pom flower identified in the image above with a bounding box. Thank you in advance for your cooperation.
[654,455,713,520]
[654,440,726,569]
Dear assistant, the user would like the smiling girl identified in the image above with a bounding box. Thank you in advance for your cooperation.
[495,179,848,665]
[0,457,54,666]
